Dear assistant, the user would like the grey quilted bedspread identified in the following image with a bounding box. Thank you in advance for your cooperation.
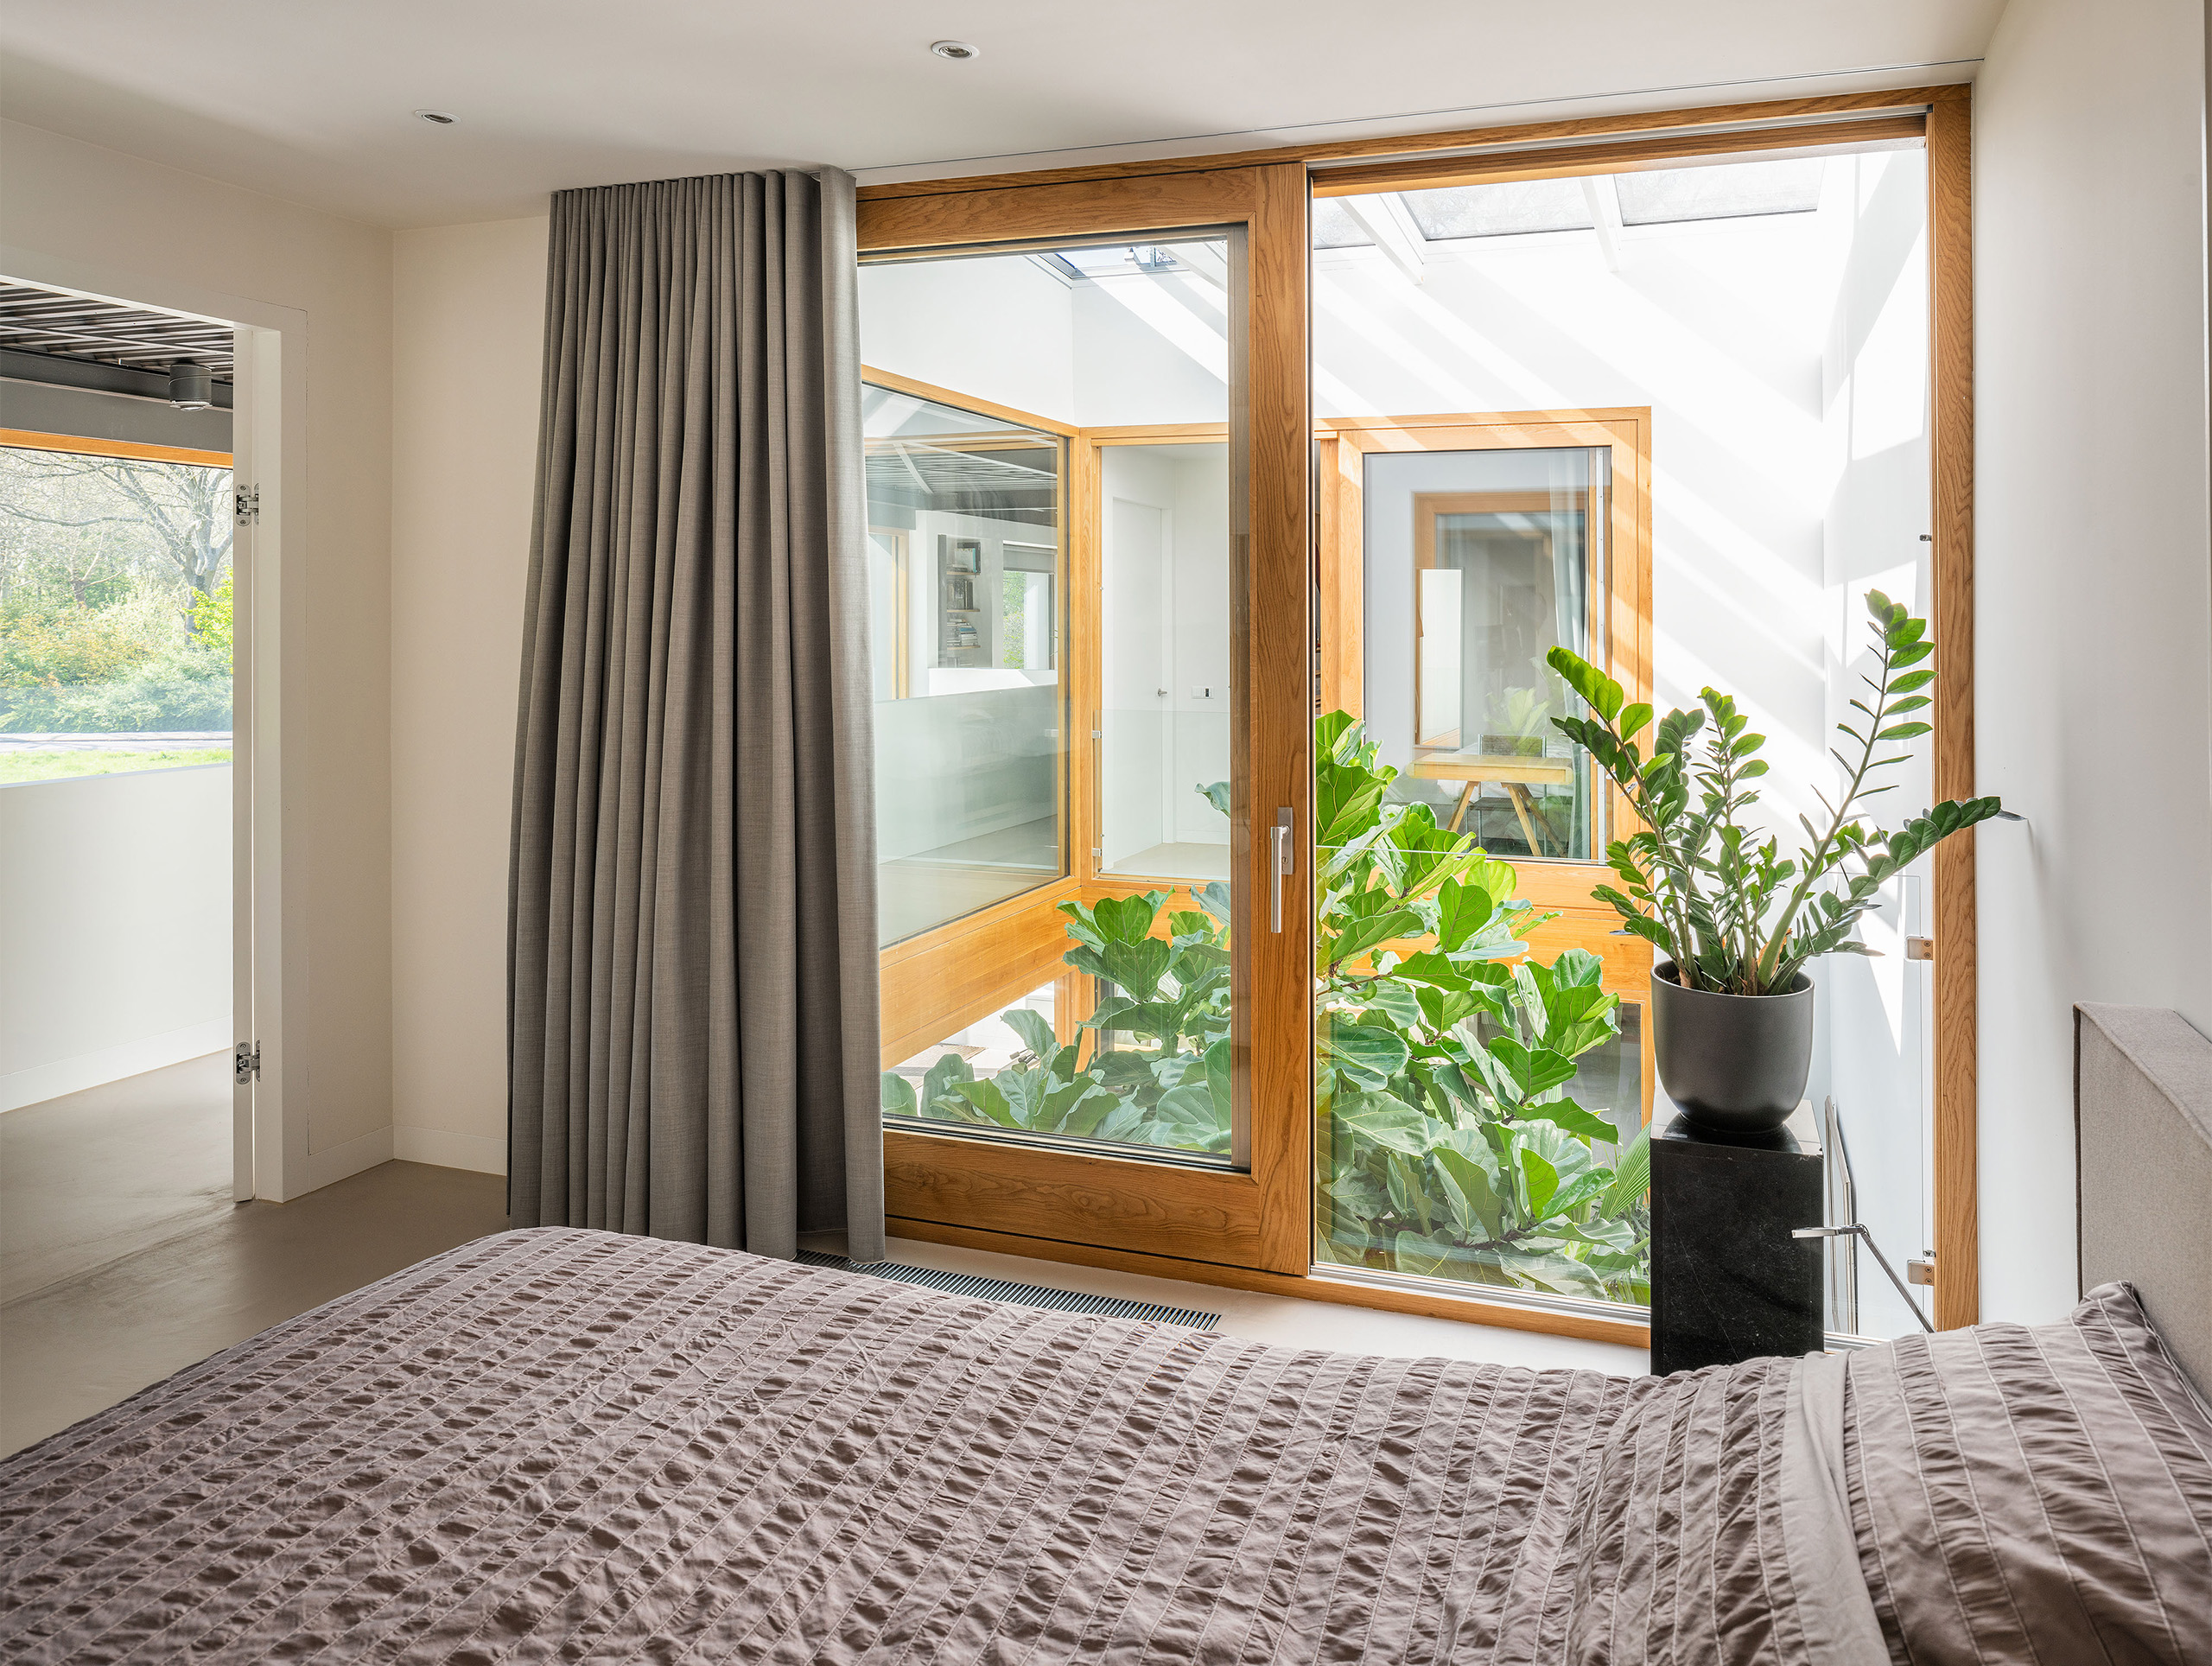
[0,1227,1838,1663]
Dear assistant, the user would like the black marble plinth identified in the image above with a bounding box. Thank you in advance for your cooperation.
[1649,1109,1824,1376]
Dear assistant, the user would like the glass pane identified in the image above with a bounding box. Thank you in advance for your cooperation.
[865,390,1065,948]
[1401,179,1592,241]
[864,227,1247,1167]
[1310,826,1652,1302]
[0,444,234,784]
[1099,442,1232,883]
[1313,143,1936,1324]
[1612,157,1825,226]
[880,942,1234,1164]
[1364,445,1602,863]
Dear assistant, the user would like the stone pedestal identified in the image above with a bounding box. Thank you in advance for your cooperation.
[1649,1106,1824,1376]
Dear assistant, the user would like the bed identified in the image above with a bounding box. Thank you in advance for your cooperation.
[3,1012,2209,1663]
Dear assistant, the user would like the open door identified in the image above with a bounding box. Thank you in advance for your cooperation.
[860,167,1312,1273]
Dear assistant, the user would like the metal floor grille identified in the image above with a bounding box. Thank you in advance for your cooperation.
[797,1251,1219,1330]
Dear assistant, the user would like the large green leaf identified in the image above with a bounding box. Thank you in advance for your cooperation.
[1151,1084,1230,1150]
[1092,891,1166,944]
[952,1079,1017,1126]
[1415,982,1481,1036]
[1332,1089,1432,1155]
[1599,1124,1652,1218]
[1324,1020,1412,1087]
[1205,1037,1233,1122]
[1519,1096,1622,1144]
[1002,1007,1056,1060]
[1362,979,1424,1029]
[1487,1037,1578,1101]
[1432,1147,1505,1241]
[1097,936,1174,1002]
[922,1052,972,1109]
[880,1072,917,1116]
[1325,900,1425,967]
[1433,877,1500,952]
[1519,1147,1560,1217]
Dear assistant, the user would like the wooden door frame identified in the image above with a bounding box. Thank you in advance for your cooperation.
[860,163,1315,1278]
[858,83,1981,1335]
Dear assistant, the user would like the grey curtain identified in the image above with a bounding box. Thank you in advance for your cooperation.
[508,169,884,1263]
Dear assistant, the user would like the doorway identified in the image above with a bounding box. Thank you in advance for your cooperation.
[860,167,1313,1274]
[0,274,256,1271]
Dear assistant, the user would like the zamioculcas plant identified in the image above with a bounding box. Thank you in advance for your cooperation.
[1547,589,2002,997]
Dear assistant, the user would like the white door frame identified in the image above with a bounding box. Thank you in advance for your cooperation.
[1,240,309,1201]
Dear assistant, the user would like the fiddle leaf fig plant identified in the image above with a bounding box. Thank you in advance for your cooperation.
[1547,588,2002,997]
[881,710,1654,1302]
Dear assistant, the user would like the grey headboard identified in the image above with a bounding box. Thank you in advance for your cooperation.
[2075,1003,2212,1394]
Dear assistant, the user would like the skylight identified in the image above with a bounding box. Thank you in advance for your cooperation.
[1402,178,1592,240]
[1311,199,1374,250]
[1039,242,1216,280]
[1310,156,1836,252]
[1612,157,1826,226]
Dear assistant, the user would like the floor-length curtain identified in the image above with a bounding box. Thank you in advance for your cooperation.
[508,169,883,1263]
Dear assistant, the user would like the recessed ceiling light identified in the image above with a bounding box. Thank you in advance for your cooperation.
[929,41,980,60]
[413,109,458,125]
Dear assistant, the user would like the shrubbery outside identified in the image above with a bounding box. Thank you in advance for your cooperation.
[0,444,232,782]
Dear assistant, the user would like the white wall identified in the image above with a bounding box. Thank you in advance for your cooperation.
[389,217,549,1176]
[0,768,232,1110]
[860,257,1074,423]
[1973,0,2212,1321]
[0,118,396,1179]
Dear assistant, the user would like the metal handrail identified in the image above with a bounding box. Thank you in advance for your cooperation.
[1821,1096,1858,1334]
[1793,1224,1935,1332]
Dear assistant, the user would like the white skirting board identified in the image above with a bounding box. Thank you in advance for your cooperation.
[393,1125,506,1175]
[0,1019,232,1114]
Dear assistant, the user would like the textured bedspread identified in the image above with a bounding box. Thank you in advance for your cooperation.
[0,1229,1844,1663]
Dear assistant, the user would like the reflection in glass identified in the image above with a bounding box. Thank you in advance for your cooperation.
[1097,441,1232,885]
[1369,446,1604,862]
[865,389,1065,947]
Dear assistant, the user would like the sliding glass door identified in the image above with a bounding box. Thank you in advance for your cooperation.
[858,169,1310,1271]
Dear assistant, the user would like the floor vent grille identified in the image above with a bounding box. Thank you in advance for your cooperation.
[797,1251,1221,1330]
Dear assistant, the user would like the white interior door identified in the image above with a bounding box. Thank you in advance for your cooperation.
[1100,494,1171,869]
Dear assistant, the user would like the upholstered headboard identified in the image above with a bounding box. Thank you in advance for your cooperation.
[2075,1003,2212,1395]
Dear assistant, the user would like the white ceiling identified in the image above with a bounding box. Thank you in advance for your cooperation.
[0,1,2005,230]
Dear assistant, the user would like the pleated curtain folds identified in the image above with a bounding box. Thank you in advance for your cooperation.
[509,169,885,1263]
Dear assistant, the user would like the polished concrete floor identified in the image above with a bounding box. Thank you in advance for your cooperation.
[4,1058,1637,1459]
[3,1052,237,1306]
[1,1059,507,1457]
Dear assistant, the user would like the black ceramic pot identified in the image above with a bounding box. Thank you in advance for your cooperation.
[1649,962,1815,1134]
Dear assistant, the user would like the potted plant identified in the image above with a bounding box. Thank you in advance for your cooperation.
[1546,591,2002,1134]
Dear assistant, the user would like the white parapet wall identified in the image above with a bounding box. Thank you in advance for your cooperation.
[0,765,232,1111]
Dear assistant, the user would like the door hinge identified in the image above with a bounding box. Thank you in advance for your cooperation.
[234,1042,261,1084]
[234,486,260,524]
[1905,936,1935,962]
[1907,1252,1936,1287]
